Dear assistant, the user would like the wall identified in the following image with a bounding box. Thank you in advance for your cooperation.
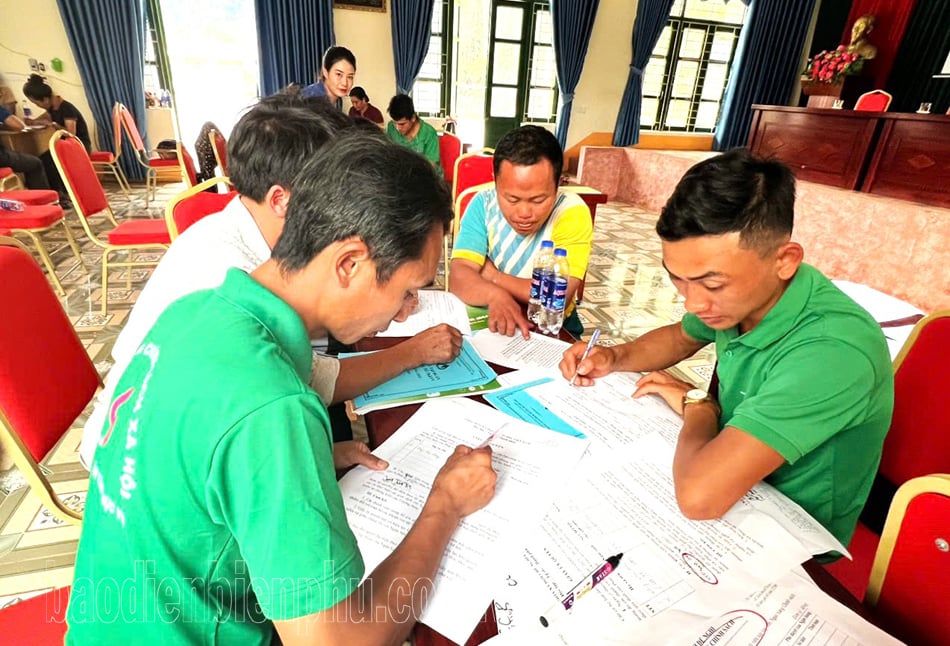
[565,2,637,149]
[0,0,95,143]
[333,6,396,116]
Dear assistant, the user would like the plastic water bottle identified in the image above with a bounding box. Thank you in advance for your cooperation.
[22,100,32,120]
[160,89,172,108]
[0,198,26,212]
[541,248,570,335]
[527,240,554,324]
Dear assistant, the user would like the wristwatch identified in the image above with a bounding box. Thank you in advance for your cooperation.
[682,388,720,416]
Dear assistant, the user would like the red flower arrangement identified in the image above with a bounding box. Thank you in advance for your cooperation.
[804,46,864,84]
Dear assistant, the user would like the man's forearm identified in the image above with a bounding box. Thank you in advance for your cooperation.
[672,403,722,519]
[449,260,508,307]
[492,272,531,303]
[612,323,707,373]
[332,343,420,403]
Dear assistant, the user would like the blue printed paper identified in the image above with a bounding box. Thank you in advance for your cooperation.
[484,379,585,438]
[347,338,498,410]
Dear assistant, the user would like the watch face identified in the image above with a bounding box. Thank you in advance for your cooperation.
[686,388,708,400]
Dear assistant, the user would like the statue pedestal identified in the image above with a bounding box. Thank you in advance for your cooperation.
[801,75,874,109]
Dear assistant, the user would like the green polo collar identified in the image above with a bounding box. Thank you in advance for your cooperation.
[727,263,817,350]
[216,268,313,382]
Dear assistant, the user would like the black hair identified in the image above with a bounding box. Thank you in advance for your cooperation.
[493,125,563,187]
[387,94,416,121]
[227,94,356,202]
[656,148,796,253]
[273,132,453,283]
[22,74,52,101]
[349,87,369,101]
[323,46,356,72]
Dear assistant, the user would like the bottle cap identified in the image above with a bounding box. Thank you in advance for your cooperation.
[554,248,567,257]
[541,240,554,248]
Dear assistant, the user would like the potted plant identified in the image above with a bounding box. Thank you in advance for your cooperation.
[801,46,865,96]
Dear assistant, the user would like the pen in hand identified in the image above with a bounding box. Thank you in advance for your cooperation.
[569,329,601,387]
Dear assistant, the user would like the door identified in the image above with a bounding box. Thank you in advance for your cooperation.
[484,1,558,148]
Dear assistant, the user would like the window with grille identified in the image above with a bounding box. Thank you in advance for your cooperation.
[640,0,749,133]
[412,0,453,117]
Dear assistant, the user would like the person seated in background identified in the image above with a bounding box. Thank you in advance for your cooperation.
[22,74,92,150]
[0,74,15,114]
[0,105,52,191]
[301,46,356,106]
[450,125,592,339]
[348,86,383,125]
[559,149,893,549]
[386,93,441,177]
[79,95,463,468]
[66,131,497,645]
[193,120,223,183]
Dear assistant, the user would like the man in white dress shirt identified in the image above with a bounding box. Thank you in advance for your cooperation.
[80,95,462,467]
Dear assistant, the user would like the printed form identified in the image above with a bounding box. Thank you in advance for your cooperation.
[490,430,845,641]
[377,289,473,337]
[338,398,589,645]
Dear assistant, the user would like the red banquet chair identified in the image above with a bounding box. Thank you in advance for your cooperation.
[115,101,179,205]
[176,140,199,189]
[51,130,170,314]
[164,177,235,241]
[865,474,950,646]
[825,310,950,598]
[438,131,462,186]
[854,90,893,112]
[209,128,229,176]
[0,586,71,645]
[0,244,100,526]
[0,196,84,295]
[88,102,133,200]
[0,166,22,191]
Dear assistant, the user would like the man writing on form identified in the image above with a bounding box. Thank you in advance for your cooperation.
[560,149,893,548]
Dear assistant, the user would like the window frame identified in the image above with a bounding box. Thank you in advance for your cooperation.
[412,0,454,118]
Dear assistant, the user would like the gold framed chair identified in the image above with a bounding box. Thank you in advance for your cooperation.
[444,181,494,291]
[209,128,228,176]
[88,103,133,200]
[0,244,102,526]
[51,130,170,314]
[164,177,235,241]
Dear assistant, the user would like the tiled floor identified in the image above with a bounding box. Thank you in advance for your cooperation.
[0,183,713,609]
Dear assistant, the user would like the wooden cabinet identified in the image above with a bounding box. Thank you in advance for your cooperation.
[748,105,950,208]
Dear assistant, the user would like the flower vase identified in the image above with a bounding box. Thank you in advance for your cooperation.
[800,77,845,97]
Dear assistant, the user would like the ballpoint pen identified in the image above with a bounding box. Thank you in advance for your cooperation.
[569,329,601,386]
[539,553,623,626]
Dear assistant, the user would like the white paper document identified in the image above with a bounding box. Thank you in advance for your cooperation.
[377,289,473,337]
[338,398,589,645]
[490,432,844,640]
[832,280,925,360]
[469,330,572,370]
[486,566,903,645]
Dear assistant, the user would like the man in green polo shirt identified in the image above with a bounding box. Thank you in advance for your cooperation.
[67,133,497,644]
[559,149,893,547]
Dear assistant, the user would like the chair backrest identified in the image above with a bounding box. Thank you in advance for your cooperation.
[209,128,228,175]
[115,102,148,154]
[453,181,494,244]
[0,247,98,524]
[854,90,893,112]
[110,102,124,160]
[879,311,950,485]
[50,131,111,237]
[438,132,462,185]
[0,586,70,644]
[164,177,235,240]
[176,140,198,188]
[452,150,495,200]
[866,474,950,645]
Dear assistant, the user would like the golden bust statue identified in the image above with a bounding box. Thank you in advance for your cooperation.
[848,14,878,60]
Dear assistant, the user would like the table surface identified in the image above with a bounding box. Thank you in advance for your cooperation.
[354,335,881,646]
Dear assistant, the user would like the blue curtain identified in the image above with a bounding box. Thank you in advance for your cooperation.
[551,1,600,148]
[612,0,674,146]
[391,0,437,95]
[56,0,147,180]
[714,0,817,150]
[256,0,335,97]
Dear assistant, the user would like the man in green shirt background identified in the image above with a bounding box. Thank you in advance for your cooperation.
[386,93,442,177]
[67,134,496,644]
[560,149,893,548]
